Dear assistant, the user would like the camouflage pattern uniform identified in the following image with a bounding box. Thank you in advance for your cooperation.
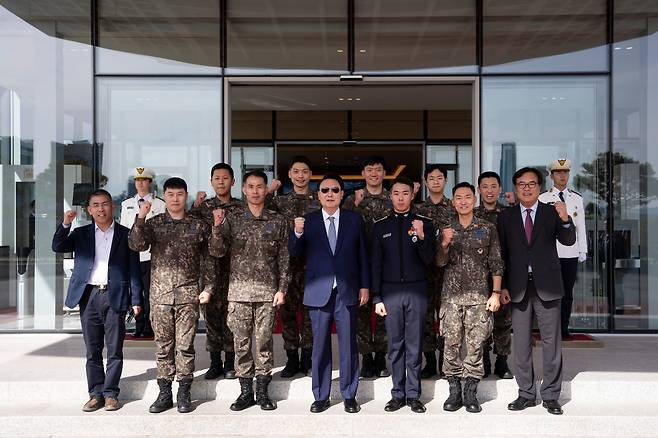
[189,196,244,354]
[268,190,321,352]
[343,188,391,355]
[128,211,215,381]
[474,202,512,357]
[436,216,503,379]
[210,208,289,378]
[416,197,457,353]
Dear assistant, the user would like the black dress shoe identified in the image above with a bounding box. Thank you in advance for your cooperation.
[310,399,331,413]
[542,399,563,415]
[384,397,405,412]
[343,398,360,413]
[406,398,426,413]
[508,396,536,411]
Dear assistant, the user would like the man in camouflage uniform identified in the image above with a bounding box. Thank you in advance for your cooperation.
[190,163,244,380]
[128,177,216,414]
[474,171,515,380]
[415,165,457,379]
[343,155,390,378]
[436,182,503,414]
[210,170,289,412]
[266,156,321,378]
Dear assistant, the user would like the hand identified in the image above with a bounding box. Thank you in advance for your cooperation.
[63,210,77,226]
[504,191,515,205]
[486,294,501,312]
[411,219,424,240]
[358,288,369,306]
[267,179,282,194]
[375,302,387,316]
[132,306,142,317]
[554,201,569,222]
[138,201,152,219]
[578,253,587,263]
[354,189,365,207]
[294,217,305,234]
[413,182,420,195]
[501,289,511,305]
[273,291,286,307]
[199,291,211,304]
[441,227,455,248]
[213,208,225,226]
[194,191,207,208]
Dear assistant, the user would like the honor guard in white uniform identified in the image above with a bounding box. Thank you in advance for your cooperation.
[538,158,587,338]
[120,166,166,338]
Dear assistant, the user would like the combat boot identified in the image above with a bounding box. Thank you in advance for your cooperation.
[443,377,463,412]
[483,350,491,378]
[299,348,313,375]
[280,349,299,378]
[360,353,375,378]
[230,378,256,411]
[255,375,276,410]
[463,377,482,413]
[204,351,224,380]
[420,351,437,378]
[176,378,193,413]
[374,352,390,378]
[224,351,236,379]
[494,355,514,379]
[149,379,173,413]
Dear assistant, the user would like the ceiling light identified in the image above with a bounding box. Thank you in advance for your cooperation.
[355,98,361,101]
[359,49,367,53]
[347,98,353,101]
[551,97,557,100]
[339,98,345,101]
[336,49,344,53]
[614,47,622,50]
[626,46,633,50]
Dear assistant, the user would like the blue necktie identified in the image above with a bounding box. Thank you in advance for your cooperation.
[328,216,337,254]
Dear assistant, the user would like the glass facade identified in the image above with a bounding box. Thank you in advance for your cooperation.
[0,1,656,332]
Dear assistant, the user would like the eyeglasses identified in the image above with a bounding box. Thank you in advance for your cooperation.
[516,182,538,190]
[320,187,341,194]
[90,201,112,208]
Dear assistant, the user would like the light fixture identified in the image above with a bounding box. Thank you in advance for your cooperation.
[347,98,353,101]
[626,46,633,50]
[339,98,345,101]
[359,49,367,53]
[336,49,344,53]
[355,98,361,101]
[614,47,622,50]
[551,97,557,101]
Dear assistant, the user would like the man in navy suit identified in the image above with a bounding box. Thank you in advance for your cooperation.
[289,173,370,414]
[52,189,142,412]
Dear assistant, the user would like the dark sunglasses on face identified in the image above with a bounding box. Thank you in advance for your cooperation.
[320,187,341,194]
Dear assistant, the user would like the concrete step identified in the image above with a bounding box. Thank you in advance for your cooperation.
[1,399,656,438]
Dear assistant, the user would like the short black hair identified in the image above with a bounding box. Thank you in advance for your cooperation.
[424,164,448,180]
[211,163,235,179]
[512,167,544,187]
[163,177,188,192]
[391,176,415,192]
[243,170,268,185]
[452,181,476,196]
[477,171,501,186]
[86,189,112,205]
[361,155,386,171]
[289,155,312,170]
[319,173,344,191]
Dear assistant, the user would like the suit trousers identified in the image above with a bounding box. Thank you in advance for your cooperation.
[79,285,126,398]
[559,257,579,333]
[134,261,152,334]
[511,278,563,401]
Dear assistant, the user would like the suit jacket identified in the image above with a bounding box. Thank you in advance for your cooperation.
[288,209,370,308]
[497,202,576,303]
[52,222,143,312]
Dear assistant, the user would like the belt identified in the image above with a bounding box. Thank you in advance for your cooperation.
[88,284,108,290]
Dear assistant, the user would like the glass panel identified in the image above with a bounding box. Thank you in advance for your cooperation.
[483,0,608,73]
[230,145,274,199]
[427,110,472,140]
[227,0,348,74]
[277,111,348,140]
[352,111,423,140]
[97,78,222,213]
[612,1,658,330]
[355,0,476,74]
[482,76,609,330]
[97,0,221,74]
[426,144,472,194]
[232,111,273,141]
[0,2,93,330]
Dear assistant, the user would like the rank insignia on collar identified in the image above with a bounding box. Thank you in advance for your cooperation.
[477,248,484,254]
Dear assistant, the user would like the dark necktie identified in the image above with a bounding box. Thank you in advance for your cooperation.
[558,191,565,202]
[525,209,533,244]
[328,216,337,254]
[138,198,145,203]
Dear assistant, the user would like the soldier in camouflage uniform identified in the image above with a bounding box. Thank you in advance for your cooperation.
[474,171,515,380]
[128,177,216,414]
[415,165,457,379]
[342,156,390,378]
[209,170,289,412]
[436,182,503,414]
[266,156,321,378]
[189,163,244,380]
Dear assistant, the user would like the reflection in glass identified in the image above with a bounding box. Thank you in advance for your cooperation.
[230,145,274,199]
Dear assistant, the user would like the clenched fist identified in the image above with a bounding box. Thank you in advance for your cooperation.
[354,189,365,207]
[138,201,151,219]
[413,182,421,195]
[294,217,305,234]
[194,191,207,208]
[213,208,225,226]
[63,210,77,226]
[441,227,455,248]
[199,291,211,304]
[554,201,569,222]
[267,179,282,194]
[504,191,515,205]
[411,219,425,240]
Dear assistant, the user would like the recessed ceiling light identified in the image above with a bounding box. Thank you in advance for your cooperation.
[626,46,633,50]
[337,49,344,53]
[359,49,367,53]
[614,47,622,50]
[347,98,353,101]
[355,98,361,101]
[339,98,345,101]
[551,97,557,100]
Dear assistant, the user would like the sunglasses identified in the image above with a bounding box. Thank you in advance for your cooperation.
[320,187,341,194]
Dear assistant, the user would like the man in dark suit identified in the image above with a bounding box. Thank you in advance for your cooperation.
[497,167,576,415]
[289,173,370,414]
[52,189,142,412]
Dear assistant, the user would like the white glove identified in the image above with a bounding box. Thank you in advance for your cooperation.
[578,253,587,263]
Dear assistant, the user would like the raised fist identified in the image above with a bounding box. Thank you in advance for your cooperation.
[411,219,424,240]
[267,179,282,194]
[413,182,421,195]
[441,227,455,248]
[294,217,305,234]
[354,189,365,207]
[138,201,151,219]
[63,210,77,226]
[213,208,225,226]
[194,191,207,208]
[554,201,568,222]
[504,191,516,205]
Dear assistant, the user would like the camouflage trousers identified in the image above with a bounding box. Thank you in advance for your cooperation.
[151,303,200,381]
[202,291,234,353]
[422,266,445,353]
[281,262,313,352]
[440,302,493,379]
[357,300,387,354]
[484,303,512,356]
[227,301,276,378]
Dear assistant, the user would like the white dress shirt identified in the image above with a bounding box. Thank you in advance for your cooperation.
[88,221,115,285]
[120,192,166,262]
